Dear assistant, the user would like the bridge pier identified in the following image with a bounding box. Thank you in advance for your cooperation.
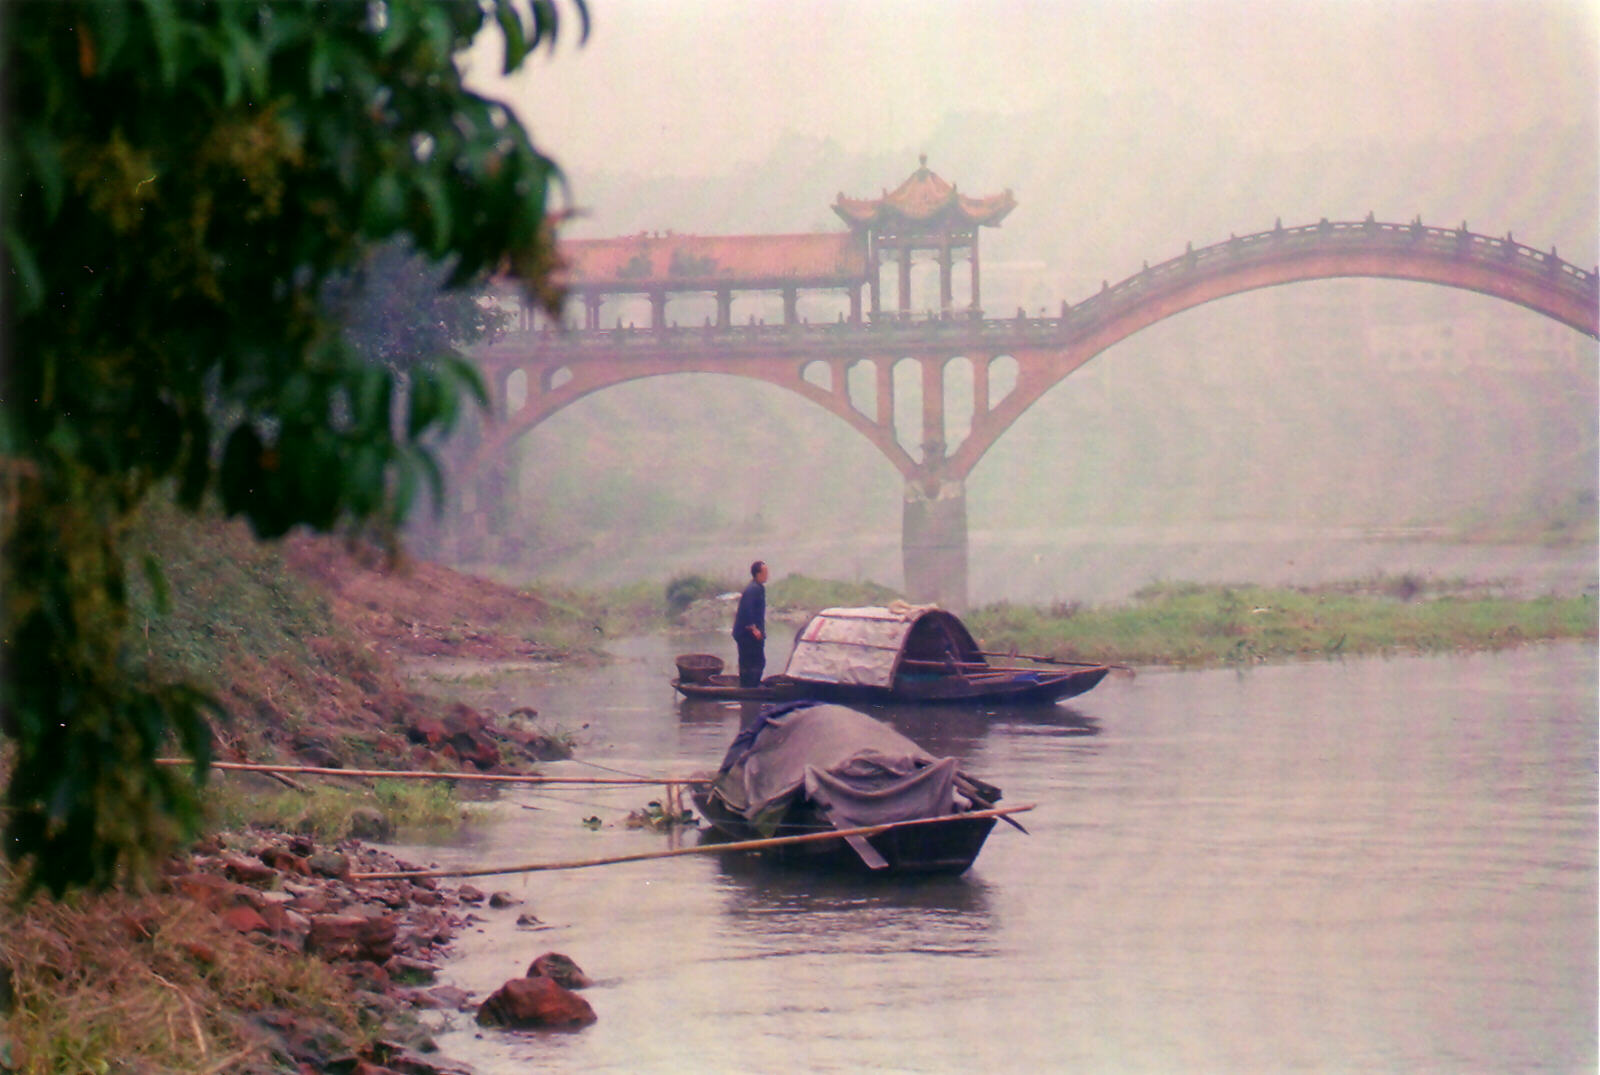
[902,478,968,611]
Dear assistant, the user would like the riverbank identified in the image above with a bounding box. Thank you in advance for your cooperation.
[964,575,1598,668]
[0,832,478,1073]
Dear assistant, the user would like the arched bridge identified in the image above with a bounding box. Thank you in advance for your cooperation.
[460,217,1598,607]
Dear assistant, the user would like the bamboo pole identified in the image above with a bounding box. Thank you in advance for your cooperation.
[155,758,706,787]
[349,803,1037,881]
[975,650,1134,673]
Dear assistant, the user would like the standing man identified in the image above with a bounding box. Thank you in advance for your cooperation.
[732,560,769,687]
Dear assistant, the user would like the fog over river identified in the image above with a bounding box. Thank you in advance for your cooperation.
[388,625,1596,1073]
[518,526,1598,607]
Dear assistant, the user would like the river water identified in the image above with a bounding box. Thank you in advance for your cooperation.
[389,629,1596,1074]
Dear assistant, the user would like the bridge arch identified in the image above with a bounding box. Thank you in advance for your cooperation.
[944,220,1597,481]
[462,356,922,484]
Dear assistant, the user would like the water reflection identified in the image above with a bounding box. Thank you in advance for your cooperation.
[709,862,995,960]
[677,694,1101,756]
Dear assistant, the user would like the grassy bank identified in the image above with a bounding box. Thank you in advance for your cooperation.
[0,867,366,1074]
[965,576,1597,668]
[205,778,474,843]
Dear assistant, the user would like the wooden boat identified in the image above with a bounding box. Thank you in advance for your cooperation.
[690,701,1016,875]
[672,604,1112,705]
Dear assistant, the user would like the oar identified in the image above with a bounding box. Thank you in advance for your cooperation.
[976,650,1135,675]
[954,774,1028,834]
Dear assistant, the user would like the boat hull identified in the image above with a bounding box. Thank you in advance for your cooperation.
[690,788,997,875]
[672,665,1109,706]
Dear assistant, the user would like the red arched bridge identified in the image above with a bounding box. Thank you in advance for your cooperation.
[455,216,1598,608]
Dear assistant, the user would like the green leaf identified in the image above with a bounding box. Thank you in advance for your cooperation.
[441,353,490,410]
[4,227,45,316]
[218,423,264,516]
[21,127,66,220]
[407,366,440,437]
[363,170,406,236]
[412,171,453,254]
[138,0,181,86]
[496,1,528,73]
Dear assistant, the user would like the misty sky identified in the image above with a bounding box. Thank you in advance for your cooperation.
[466,0,1598,182]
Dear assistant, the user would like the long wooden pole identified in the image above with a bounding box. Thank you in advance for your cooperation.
[348,803,1037,881]
[975,651,1134,673]
[155,759,705,787]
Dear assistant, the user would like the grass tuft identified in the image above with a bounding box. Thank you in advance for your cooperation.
[0,867,364,1074]
[967,578,1597,668]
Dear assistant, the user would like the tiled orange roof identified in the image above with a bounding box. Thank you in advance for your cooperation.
[556,232,866,289]
[834,157,1015,231]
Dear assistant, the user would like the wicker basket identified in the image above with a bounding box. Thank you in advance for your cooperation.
[675,653,724,684]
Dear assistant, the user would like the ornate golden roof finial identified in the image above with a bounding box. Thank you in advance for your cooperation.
[918,154,928,170]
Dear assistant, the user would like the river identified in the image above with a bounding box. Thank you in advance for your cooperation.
[388,630,1596,1073]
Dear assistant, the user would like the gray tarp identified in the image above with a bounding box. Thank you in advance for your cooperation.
[712,703,962,840]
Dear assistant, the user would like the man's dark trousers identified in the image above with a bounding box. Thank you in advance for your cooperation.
[736,634,765,687]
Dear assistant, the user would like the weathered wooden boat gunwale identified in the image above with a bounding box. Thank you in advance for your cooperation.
[672,604,1110,706]
[690,785,999,875]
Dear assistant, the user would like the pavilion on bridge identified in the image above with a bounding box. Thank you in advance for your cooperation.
[538,159,1015,331]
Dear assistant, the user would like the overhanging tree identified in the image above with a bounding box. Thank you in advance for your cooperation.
[1,0,582,895]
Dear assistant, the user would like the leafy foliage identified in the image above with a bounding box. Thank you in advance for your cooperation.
[0,0,583,895]
[664,573,735,619]
[324,236,512,374]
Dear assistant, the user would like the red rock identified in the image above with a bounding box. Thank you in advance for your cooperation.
[258,903,308,935]
[221,905,270,933]
[407,715,448,747]
[221,853,278,885]
[457,885,485,904]
[169,872,254,911]
[260,846,312,876]
[306,851,351,879]
[181,940,217,966]
[526,952,592,989]
[288,891,336,915]
[305,914,397,962]
[476,975,597,1030]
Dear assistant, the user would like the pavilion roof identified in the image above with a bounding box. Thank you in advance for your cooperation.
[555,232,866,291]
[833,157,1016,232]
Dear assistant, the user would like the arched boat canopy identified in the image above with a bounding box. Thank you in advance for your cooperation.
[783,605,984,689]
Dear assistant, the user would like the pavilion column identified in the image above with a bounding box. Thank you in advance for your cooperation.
[939,237,953,316]
[716,288,732,328]
[897,246,912,318]
[649,290,666,330]
[869,251,881,319]
[969,229,982,315]
[848,283,862,324]
[782,287,798,325]
[585,295,601,331]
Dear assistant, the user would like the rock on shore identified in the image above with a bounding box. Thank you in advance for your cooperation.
[165,830,596,1072]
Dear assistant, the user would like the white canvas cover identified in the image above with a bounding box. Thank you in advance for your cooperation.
[782,606,919,688]
[782,604,982,688]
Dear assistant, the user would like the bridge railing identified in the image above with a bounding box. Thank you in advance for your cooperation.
[496,219,1597,351]
[1070,218,1596,328]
